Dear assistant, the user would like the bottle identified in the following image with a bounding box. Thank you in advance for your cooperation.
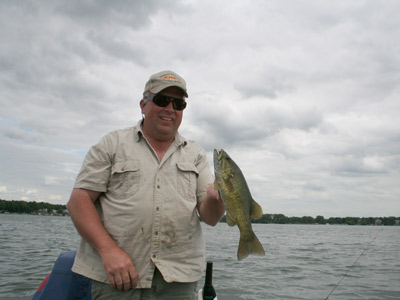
[202,261,217,299]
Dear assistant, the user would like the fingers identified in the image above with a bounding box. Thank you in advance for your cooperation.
[109,273,122,291]
[128,266,138,289]
[109,271,137,291]
[120,268,137,291]
[102,248,138,291]
[207,183,220,201]
[108,274,116,290]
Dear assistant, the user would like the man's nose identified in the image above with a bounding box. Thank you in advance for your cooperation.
[164,101,174,111]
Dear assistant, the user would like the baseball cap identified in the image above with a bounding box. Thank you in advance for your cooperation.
[143,70,188,97]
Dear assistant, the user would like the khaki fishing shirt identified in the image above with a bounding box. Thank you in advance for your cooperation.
[71,121,213,288]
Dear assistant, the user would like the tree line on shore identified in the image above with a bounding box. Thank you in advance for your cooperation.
[1,199,399,225]
[221,213,399,226]
[0,199,67,215]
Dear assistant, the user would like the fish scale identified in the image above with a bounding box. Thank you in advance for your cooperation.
[213,149,265,260]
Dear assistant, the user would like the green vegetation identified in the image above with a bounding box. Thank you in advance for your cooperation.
[221,213,400,226]
[1,199,399,225]
[0,199,68,216]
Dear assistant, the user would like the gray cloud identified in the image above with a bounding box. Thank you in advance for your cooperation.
[1,0,399,217]
[55,0,168,29]
[235,77,295,99]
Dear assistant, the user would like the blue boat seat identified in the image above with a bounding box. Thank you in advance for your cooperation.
[31,250,92,300]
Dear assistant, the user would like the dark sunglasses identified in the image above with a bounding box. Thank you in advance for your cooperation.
[148,94,187,111]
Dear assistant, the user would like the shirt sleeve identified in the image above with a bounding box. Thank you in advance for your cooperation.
[194,146,214,204]
[74,134,114,192]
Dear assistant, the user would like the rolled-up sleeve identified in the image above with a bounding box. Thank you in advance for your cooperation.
[195,148,214,204]
[74,136,113,192]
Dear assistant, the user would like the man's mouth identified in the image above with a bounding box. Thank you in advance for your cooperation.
[160,116,173,121]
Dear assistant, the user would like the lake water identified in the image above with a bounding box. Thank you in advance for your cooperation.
[0,214,399,299]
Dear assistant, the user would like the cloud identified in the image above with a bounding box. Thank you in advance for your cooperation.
[44,176,62,186]
[49,195,62,201]
[25,189,38,196]
[235,79,295,99]
[55,0,171,29]
[1,0,399,217]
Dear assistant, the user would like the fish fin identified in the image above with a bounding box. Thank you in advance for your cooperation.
[251,199,263,220]
[226,212,237,226]
[237,232,265,260]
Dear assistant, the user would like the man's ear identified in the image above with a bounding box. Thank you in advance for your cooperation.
[140,99,146,114]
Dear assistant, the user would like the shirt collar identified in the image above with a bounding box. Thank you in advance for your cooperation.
[135,120,144,142]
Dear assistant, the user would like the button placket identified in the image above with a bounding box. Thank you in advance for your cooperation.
[151,173,162,262]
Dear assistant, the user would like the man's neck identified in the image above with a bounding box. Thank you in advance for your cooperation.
[142,130,175,162]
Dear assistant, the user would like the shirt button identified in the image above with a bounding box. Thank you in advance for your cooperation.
[155,231,158,235]
[152,254,156,259]
[156,207,160,211]
[157,185,160,189]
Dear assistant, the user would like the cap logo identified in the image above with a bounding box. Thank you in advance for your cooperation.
[144,70,188,97]
[160,74,181,83]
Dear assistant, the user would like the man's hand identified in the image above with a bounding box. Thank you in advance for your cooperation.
[67,189,138,291]
[206,182,222,203]
[197,181,225,226]
[101,246,138,291]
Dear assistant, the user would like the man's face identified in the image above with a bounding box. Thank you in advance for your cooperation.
[141,86,186,142]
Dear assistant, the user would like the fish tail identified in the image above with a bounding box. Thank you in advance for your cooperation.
[237,232,265,260]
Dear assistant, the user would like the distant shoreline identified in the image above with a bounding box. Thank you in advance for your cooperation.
[1,211,69,217]
[0,199,68,216]
[1,199,399,226]
[2,212,399,226]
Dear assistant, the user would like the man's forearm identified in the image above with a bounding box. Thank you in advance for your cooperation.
[67,188,118,255]
[67,188,138,290]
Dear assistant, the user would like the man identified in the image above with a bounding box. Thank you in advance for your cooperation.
[67,70,225,300]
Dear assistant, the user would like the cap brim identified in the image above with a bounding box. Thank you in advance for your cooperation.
[151,84,188,97]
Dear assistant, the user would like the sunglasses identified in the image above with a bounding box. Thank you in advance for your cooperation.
[148,94,187,111]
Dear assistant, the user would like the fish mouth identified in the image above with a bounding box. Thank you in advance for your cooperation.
[213,148,225,172]
[213,149,222,174]
[214,148,223,160]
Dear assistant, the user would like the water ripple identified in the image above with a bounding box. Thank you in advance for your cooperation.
[1,215,399,299]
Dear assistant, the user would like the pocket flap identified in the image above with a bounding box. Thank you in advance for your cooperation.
[177,162,199,175]
[112,160,141,174]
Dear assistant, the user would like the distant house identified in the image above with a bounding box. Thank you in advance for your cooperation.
[375,219,382,225]
[38,208,48,215]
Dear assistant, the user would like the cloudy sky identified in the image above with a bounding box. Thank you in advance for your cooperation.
[1,0,399,218]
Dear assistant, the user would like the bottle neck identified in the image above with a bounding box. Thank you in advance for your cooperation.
[205,262,213,285]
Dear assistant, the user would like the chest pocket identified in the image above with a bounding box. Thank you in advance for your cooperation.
[109,160,141,197]
[176,162,199,200]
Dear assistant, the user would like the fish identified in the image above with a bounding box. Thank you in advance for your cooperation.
[213,148,265,260]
